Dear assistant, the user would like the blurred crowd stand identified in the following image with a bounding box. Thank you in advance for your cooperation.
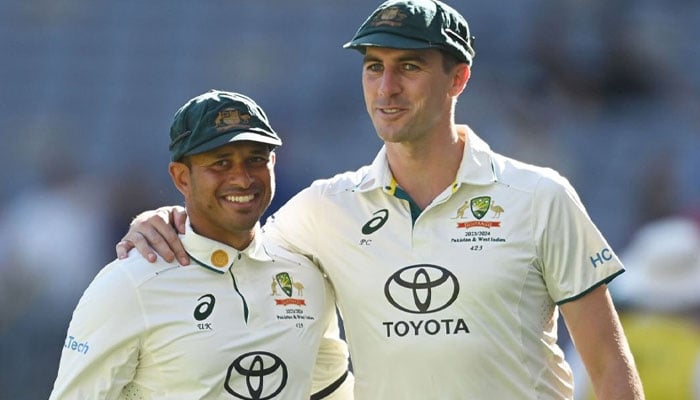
[0,0,698,398]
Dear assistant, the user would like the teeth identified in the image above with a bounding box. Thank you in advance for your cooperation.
[383,108,400,113]
[225,195,254,203]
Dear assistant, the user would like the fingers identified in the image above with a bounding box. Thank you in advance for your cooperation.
[122,229,162,263]
[140,217,181,263]
[116,239,135,260]
[116,206,190,265]
[173,207,187,234]
[151,215,189,265]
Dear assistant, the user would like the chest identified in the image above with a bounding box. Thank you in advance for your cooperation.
[320,187,540,298]
[135,264,329,398]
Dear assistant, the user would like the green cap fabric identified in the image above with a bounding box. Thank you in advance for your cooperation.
[343,0,475,65]
[169,90,282,161]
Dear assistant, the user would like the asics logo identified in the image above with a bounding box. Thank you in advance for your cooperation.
[362,209,389,235]
[194,294,215,321]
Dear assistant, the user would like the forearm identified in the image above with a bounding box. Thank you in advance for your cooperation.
[587,355,644,400]
[561,286,644,399]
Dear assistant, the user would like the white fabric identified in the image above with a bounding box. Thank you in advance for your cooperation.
[264,126,624,400]
[50,221,350,400]
[613,216,700,312]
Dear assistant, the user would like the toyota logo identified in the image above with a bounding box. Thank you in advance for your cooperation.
[384,265,459,314]
[225,351,288,400]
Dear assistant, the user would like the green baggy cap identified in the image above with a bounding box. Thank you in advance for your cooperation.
[344,0,476,65]
[169,90,282,161]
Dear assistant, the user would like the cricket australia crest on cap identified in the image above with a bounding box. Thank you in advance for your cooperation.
[214,108,252,133]
[169,89,282,161]
[343,0,476,65]
[370,6,408,27]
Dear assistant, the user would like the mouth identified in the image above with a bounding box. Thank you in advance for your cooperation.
[223,194,256,204]
[375,103,408,118]
[380,107,402,114]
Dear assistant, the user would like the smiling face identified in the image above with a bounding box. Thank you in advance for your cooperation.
[361,47,470,146]
[169,141,275,250]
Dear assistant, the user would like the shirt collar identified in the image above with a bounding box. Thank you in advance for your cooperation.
[455,125,498,186]
[355,125,498,194]
[181,217,272,274]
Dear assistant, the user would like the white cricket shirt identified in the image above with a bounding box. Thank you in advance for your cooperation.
[264,126,624,399]
[50,221,350,400]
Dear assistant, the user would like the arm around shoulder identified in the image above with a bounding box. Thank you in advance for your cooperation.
[116,205,189,264]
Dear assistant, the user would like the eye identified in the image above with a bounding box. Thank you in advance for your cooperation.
[365,62,383,73]
[401,63,419,71]
[212,159,230,169]
[248,156,269,167]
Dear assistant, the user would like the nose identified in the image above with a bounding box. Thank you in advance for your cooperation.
[378,69,400,97]
[227,163,253,188]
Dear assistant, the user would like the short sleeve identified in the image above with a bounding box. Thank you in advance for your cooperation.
[309,308,353,399]
[49,260,146,399]
[534,174,624,304]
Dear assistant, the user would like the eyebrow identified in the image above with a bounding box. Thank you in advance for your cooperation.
[205,144,270,160]
[363,51,429,65]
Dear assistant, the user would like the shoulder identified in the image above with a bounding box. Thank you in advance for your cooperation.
[69,256,174,323]
[304,165,373,197]
[263,240,318,271]
[491,152,575,199]
[90,253,179,292]
[274,166,373,220]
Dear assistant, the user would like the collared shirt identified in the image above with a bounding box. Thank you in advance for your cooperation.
[264,125,624,399]
[50,221,350,400]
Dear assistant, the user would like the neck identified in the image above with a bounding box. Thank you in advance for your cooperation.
[385,126,465,209]
[186,215,255,251]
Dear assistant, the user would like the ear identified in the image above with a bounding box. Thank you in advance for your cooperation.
[169,161,191,197]
[449,64,471,97]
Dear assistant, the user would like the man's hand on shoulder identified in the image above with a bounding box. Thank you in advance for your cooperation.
[116,205,189,264]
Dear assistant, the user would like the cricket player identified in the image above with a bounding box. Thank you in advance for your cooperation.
[50,90,352,399]
[117,1,644,398]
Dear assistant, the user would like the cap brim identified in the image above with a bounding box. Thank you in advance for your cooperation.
[343,32,433,51]
[183,130,282,158]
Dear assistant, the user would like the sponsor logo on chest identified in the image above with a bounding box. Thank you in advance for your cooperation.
[383,264,470,338]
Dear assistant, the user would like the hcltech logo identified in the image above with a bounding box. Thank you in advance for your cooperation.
[64,335,89,355]
[383,265,469,337]
[225,351,288,400]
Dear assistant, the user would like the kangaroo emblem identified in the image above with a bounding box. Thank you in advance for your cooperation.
[292,281,304,296]
[270,277,278,296]
[491,204,504,218]
[453,201,469,219]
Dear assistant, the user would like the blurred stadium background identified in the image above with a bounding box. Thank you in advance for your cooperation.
[1,1,698,398]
